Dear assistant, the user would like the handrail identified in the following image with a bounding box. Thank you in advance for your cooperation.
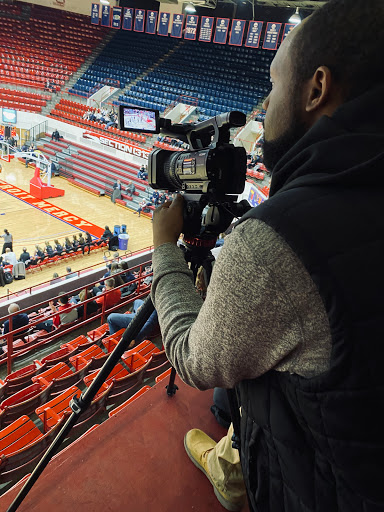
[0,244,154,300]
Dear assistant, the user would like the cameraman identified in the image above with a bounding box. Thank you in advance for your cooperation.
[151,1,384,511]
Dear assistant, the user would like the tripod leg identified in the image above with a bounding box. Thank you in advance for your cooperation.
[166,367,179,396]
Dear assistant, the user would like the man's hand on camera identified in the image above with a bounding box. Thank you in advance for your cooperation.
[153,194,184,248]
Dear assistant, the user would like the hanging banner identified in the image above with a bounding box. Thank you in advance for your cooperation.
[122,7,133,30]
[111,7,122,29]
[90,3,99,25]
[245,21,263,48]
[146,10,158,34]
[282,23,296,41]
[170,13,184,38]
[134,9,145,32]
[158,12,171,36]
[229,19,246,46]
[101,5,111,27]
[213,18,229,44]
[199,16,214,42]
[263,22,282,50]
[184,14,198,40]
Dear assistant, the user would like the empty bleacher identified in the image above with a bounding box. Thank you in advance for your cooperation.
[0,88,51,114]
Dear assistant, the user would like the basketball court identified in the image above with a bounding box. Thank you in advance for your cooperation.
[0,157,153,296]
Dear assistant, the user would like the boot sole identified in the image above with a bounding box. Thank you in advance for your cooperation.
[183,435,243,512]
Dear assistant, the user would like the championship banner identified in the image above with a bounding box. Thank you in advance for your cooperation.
[199,16,214,42]
[184,14,198,40]
[146,10,158,34]
[122,7,133,30]
[213,18,229,44]
[228,19,246,46]
[101,5,111,27]
[134,9,145,32]
[170,13,184,38]
[282,23,296,41]
[263,22,282,50]
[158,12,171,36]
[82,131,151,160]
[111,7,122,29]
[90,3,99,25]
[245,21,263,48]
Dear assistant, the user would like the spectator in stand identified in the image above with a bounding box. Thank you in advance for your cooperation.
[107,299,159,341]
[126,181,136,197]
[1,229,13,254]
[158,193,167,205]
[151,190,160,206]
[111,179,122,203]
[51,129,62,142]
[65,267,76,280]
[138,165,146,180]
[36,293,78,332]
[110,262,124,287]
[0,248,18,267]
[76,289,99,319]
[95,278,121,310]
[119,261,136,283]
[1,303,29,341]
[19,247,30,267]
[50,272,62,286]
[54,239,65,256]
[135,199,149,217]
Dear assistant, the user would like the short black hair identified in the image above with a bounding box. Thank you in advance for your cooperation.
[291,0,384,100]
[58,294,69,304]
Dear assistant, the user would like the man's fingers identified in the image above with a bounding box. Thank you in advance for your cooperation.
[169,194,184,209]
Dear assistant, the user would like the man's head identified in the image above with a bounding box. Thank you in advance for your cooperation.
[105,278,115,290]
[262,0,384,171]
[66,267,71,273]
[23,247,27,253]
[8,303,20,314]
[58,293,69,305]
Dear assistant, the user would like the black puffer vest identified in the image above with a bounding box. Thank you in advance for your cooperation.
[236,85,384,512]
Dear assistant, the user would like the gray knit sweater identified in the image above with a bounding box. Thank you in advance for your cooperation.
[151,218,331,390]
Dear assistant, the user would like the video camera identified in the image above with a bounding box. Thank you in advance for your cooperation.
[118,105,250,241]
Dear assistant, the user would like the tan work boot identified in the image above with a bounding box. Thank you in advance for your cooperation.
[184,429,245,512]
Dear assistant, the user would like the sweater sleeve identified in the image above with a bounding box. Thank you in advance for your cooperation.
[151,218,331,390]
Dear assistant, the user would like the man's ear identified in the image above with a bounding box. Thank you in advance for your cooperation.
[304,65,333,113]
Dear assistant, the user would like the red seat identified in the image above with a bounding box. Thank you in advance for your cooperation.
[0,381,52,429]
[0,414,65,479]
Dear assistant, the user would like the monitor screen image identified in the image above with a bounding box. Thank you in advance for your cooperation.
[122,107,158,133]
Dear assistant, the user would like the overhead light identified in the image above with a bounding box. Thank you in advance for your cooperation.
[185,3,196,13]
[289,7,301,24]
[100,0,110,5]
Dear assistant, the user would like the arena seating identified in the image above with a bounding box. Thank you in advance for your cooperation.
[49,99,147,144]
[115,39,273,117]
[0,3,109,91]
[69,30,175,97]
[0,88,50,114]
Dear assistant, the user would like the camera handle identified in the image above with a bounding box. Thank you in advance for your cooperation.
[7,297,155,512]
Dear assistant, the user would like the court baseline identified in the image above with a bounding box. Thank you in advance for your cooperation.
[0,178,104,238]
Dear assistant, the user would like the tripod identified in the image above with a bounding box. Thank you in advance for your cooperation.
[7,201,250,512]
